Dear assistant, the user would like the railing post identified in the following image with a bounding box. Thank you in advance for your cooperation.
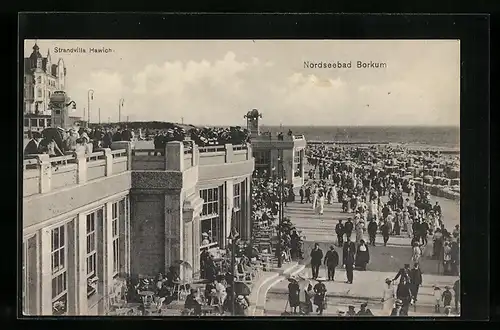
[110,142,132,170]
[225,144,233,163]
[38,154,51,194]
[246,143,252,160]
[74,150,87,184]
[104,148,113,177]
[166,141,184,171]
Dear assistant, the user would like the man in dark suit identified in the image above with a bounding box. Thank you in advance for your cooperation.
[310,243,323,280]
[367,219,378,246]
[323,246,339,281]
[343,218,354,240]
[342,238,356,284]
[121,126,132,141]
[393,263,411,284]
[335,220,345,247]
[409,263,423,303]
[24,132,42,155]
[305,187,311,203]
[299,187,304,204]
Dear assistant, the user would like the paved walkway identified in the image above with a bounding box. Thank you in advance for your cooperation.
[263,183,461,317]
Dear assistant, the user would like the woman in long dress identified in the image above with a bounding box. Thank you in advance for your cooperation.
[317,191,325,215]
[381,278,396,315]
[332,185,338,203]
[312,188,318,210]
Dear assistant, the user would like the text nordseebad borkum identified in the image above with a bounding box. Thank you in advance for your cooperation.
[304,61,387,69]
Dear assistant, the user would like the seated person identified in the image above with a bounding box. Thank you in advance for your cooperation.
[165,265,180,287]
[184,289,202,315]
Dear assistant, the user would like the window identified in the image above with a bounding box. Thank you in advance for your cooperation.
[200,187,222,248]
[38,119,45,127]
[86,212,97,295]
[233,183,241,210]
[30,119,37,127]
[37,76,42,83]
[233,182,242,237]
[51,225,67,315]
[37,88,42,98]
[47,119,51,126]
[24,118,29,127]
[112,202,120,276]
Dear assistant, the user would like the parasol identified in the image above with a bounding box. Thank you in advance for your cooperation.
[233,281,251,296]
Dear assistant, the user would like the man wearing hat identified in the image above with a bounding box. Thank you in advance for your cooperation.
[356,302,373,316]
[393,264,411,284]
[346,305,356,316]
[324,246,339,281]
[24,131,43,155]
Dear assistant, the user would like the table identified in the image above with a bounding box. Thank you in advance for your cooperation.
[173,281,190,301]
[139,291,155,308]
[201,305,215,316]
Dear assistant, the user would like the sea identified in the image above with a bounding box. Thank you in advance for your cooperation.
[260,126,460,149]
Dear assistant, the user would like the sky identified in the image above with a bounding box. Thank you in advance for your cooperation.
[24,39,460,127]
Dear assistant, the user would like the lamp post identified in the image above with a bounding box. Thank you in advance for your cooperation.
[98,108,101,125]
[87,89,94,126]
[118,98,125,123]
[228,227,240,315]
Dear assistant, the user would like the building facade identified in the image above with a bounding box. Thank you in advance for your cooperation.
[24,43,67,115]
[22,140,254,316]
[245,109,307,187]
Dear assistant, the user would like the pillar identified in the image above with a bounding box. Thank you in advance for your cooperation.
[244,176,252,240]
[225,144,234,163]
[75,213,88,315]
[103,202,114,313]
[74,150,87,184]
[39,228,53,315]
[104,148,113,176]
[66,220,78,315]
[164,192,182,273]
[26,235,39,315]
[38,154,51,193]
[166,141,184,171]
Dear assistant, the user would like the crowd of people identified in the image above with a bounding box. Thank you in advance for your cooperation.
[300,144,460,277]
[24,123,251,157]
[24,125,136,156]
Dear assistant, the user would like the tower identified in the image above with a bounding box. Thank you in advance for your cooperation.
[244,108,262,137]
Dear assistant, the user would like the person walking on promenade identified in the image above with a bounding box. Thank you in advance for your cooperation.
[335,220,345,247]
[344,218,354,240]
[355,220,365,245]
[299,187,304,204]
[324,246,339,281]
[381,220,390,246]
[317,191,325,216]
[310,243,323,280]
[409,263,423,304]
[312,187,318,210]
[305,186,311,203]
[287,278,300,314]
[355,239,370,271]
[393,264,411,284]
[411,242,422,265]
[396,277,412,316]
[433,285,442,313]
[442,286,453,313]
[343,238,356,284]
[367,219,378,246]
[453,279,460,313]
[432,228,444,259]
[391,299,403,316]
[332,184,338,203]
[382,278,396,315]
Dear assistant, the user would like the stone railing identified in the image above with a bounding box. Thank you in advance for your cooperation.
[23,144,131,198]
[23,141,253,197]
[131,142,252,170]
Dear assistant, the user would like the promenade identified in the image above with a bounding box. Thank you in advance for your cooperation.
[264,191,460,316]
